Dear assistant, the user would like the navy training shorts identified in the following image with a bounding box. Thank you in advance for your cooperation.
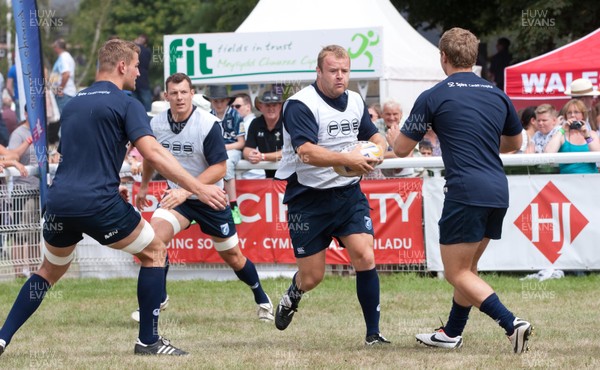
[43,198,141,248]
[173,199,236,238]
[438,199,507,245]
[286,183,374,258]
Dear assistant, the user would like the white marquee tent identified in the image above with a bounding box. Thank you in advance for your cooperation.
[236,0,446,114]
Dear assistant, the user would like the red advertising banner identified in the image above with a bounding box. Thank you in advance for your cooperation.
[132,178,424,265]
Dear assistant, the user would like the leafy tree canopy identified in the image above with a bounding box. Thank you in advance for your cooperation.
[391,0,600,62]
[62,0,258,87]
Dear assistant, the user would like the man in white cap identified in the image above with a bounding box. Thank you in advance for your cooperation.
[192,94,212,112]
[565,78,600,113]
[148,100,170,117]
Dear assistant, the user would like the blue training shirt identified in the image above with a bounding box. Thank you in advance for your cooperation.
[211,106,245,144]
[46,81,154,216]
[401,72,522,207]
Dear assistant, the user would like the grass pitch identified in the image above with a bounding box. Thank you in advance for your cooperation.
[0,273,599,369]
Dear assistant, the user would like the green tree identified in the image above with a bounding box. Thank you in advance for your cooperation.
[67,0,114,86]
[67,0,258,88]
[391,0,600,62]
[0,1,11,76]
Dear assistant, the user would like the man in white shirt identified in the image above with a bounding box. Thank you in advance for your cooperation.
[380,99,415,177]
[51,38,76,113]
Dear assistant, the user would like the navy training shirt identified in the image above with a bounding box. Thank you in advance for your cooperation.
[46,81,154,216]
[401,72,522,207]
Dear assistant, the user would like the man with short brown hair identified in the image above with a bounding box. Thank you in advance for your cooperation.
[135,73,274,324]
[274,45,389,345]
[391,27,531,353]
[0,39,227,358]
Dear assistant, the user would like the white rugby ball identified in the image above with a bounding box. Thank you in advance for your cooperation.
[333,141,384,177]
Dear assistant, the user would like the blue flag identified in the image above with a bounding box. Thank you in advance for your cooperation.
[12,0,49,207]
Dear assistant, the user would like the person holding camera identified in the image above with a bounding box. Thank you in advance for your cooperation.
[544,99,600,174]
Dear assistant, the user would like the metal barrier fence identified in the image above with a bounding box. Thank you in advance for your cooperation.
[0,184,42,279]
[1,151,599,281]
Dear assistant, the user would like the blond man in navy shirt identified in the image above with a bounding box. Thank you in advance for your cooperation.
[0,39,227,358]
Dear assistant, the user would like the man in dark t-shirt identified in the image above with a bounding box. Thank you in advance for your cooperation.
[489,37,512,90]
[389,28,532,354]
[133,34,152,111]
[0,39,227,358]
[243,91,284,178]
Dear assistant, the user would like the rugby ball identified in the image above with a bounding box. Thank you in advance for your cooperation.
[333,141,384,177]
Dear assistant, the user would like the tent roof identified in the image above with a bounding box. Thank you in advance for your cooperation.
[236,0,445,82]
[505,28,600,100]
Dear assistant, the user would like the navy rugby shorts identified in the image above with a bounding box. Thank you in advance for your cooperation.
[286,183,374,258]
[438,199,507,245]
[43,199,141,248]
[173,199,236,238]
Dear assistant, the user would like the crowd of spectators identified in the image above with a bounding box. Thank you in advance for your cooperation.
[3,37,600,188]
[0,38,599,281]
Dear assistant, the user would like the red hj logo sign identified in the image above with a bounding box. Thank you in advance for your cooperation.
[514,181,588,263]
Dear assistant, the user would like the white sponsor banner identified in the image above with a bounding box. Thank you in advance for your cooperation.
[424,174,600,271]
[163,28,382,85]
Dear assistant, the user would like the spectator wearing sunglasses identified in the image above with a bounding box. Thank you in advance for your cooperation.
[233,93,264,179]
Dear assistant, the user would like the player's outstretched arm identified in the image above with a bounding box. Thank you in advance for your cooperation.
[161,161,227,206]
[198,161,227,185]
[133,135,227,210]
[391,130,418,158]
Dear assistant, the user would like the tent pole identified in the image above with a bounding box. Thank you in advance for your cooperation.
[249,84,261,108]
[357,80,369,100]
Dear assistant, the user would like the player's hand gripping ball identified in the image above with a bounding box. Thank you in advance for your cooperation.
[333,141,384,177]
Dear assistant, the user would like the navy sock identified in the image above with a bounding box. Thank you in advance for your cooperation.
[479,293,516,335]
[233,259,269,304]
[287,272,304,306]
[162,253,170,303]
[0,274,51,345]
[444,299,472,337]
[356,268,380,336]
[138,266,165,345]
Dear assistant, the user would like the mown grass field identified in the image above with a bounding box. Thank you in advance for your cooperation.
[0,273,599,369]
